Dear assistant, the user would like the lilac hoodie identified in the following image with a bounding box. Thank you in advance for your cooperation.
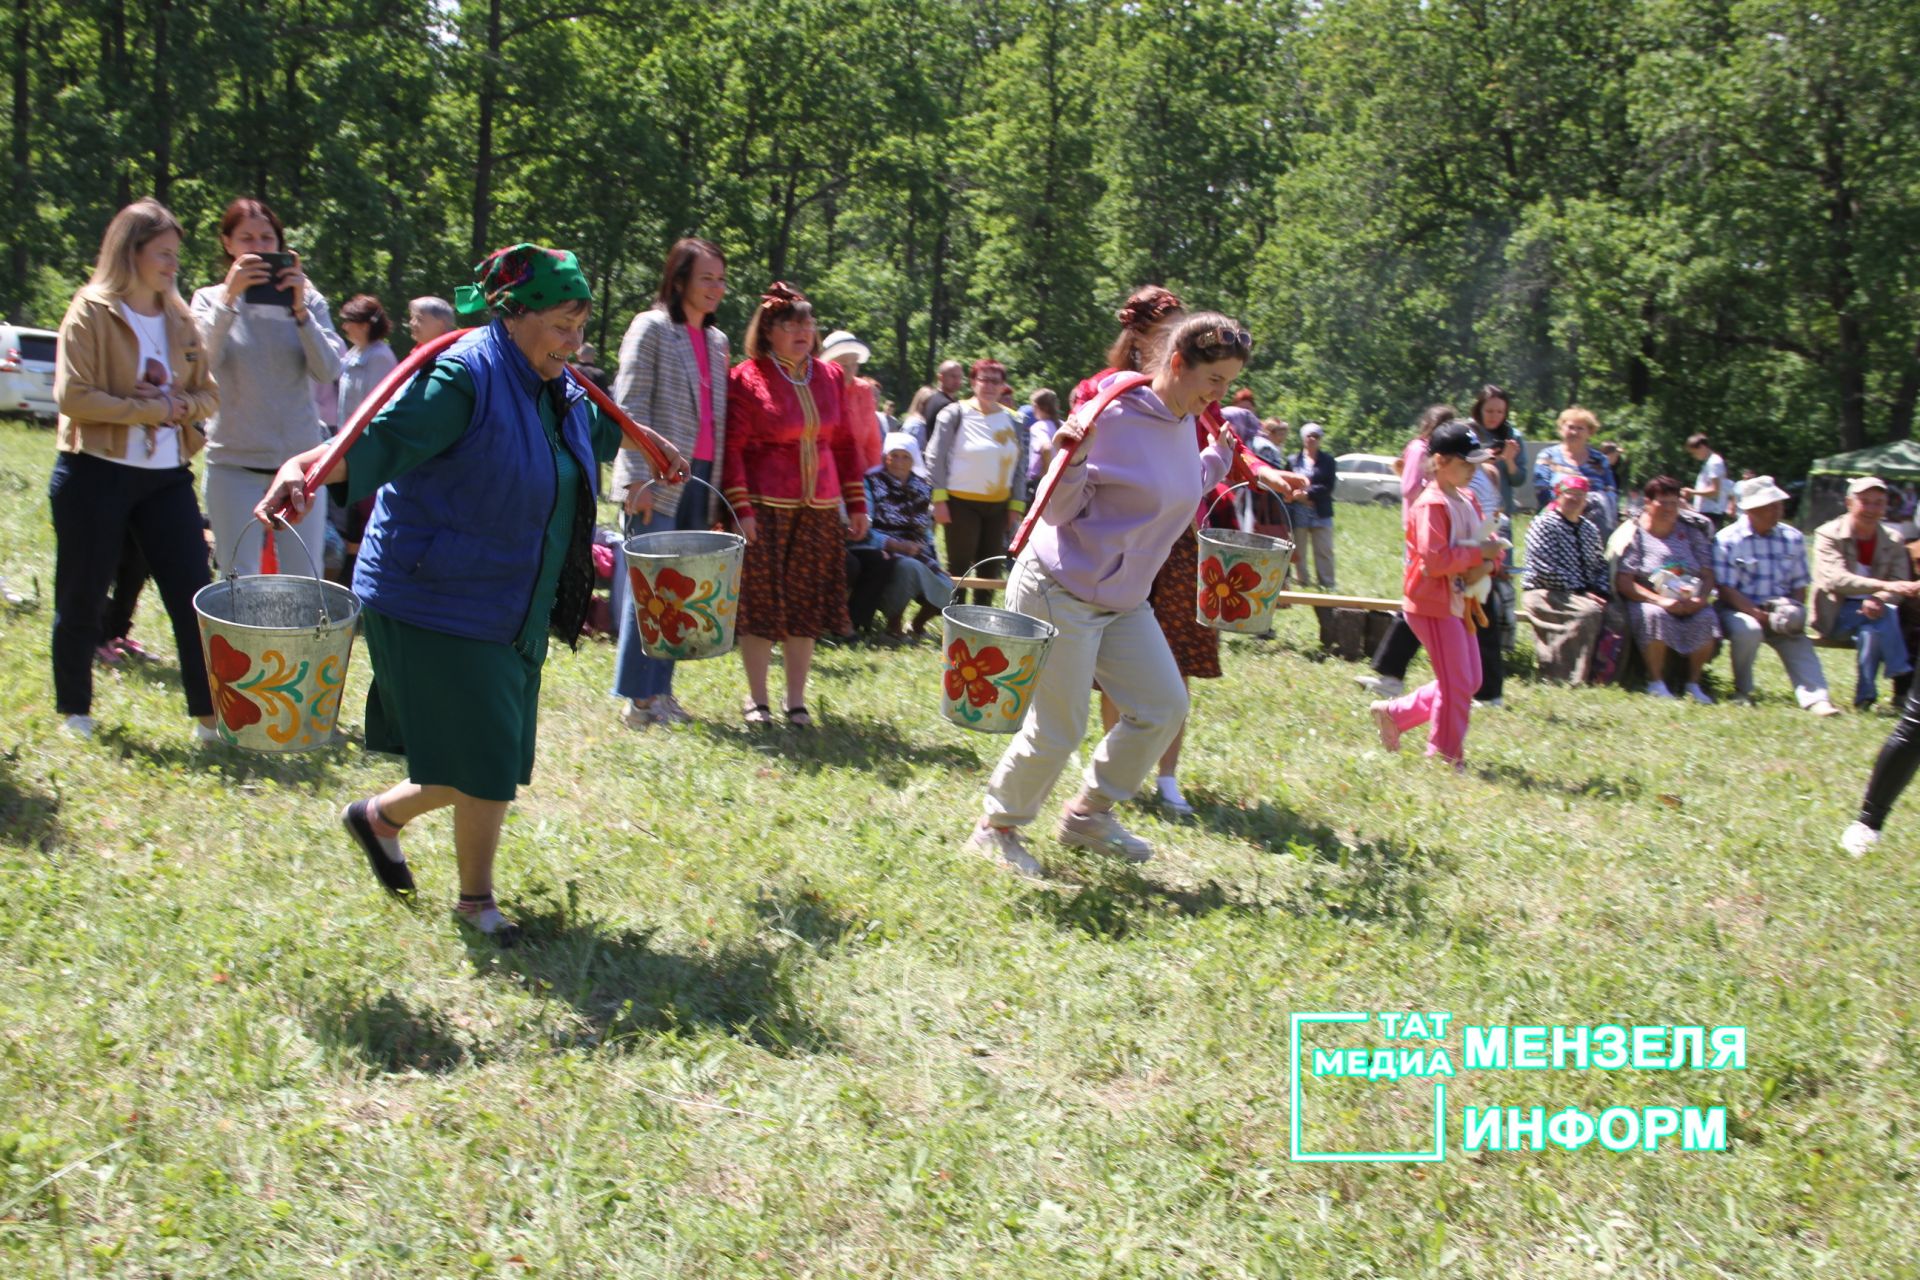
[1029,377,1235,612]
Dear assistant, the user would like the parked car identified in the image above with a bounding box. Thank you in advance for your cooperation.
[1334,452,1403,506]
[0,325,58,423]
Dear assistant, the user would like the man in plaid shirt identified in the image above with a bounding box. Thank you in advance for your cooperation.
[1714,477,1838,715]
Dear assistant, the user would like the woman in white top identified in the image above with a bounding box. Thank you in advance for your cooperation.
[190,197,343,577]
[335,293,400,426]
[926,359,1028,605]
[49,199,221,742]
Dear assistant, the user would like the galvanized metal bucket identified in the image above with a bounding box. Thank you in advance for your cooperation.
[1196,483,1294,633]
[623,475,744,661]
[192,519,360,751]
[940,558,1057,734]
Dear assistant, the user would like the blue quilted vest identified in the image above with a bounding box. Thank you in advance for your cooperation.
[353,321,598,644]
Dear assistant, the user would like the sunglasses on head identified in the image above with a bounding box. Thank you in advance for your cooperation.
[1191,326,1253,361]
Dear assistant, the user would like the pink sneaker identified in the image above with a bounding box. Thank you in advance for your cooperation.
[95,643,123,666]
[116,637,154,662]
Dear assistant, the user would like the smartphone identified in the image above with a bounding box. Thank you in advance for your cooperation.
[243,250,297,308]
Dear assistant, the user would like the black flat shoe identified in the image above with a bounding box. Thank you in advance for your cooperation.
[342,800,415,899]
[785,704,814,729]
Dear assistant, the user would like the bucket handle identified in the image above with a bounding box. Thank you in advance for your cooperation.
[1200,480,1296,543]
[962,554,1056,633]
[226,514,336,630]
[633,471,742,535]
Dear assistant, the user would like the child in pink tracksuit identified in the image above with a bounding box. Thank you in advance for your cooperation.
[1370,419,1501,764]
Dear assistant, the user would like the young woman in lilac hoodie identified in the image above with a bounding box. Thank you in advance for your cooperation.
[969,314,1252,876]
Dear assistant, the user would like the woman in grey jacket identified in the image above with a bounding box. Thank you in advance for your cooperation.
[609,237,731,728]
[190,198,343,576]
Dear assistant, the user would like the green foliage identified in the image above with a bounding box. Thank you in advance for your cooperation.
[4,0,1917,471]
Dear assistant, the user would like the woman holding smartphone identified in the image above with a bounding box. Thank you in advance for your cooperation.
[190,197,344,576]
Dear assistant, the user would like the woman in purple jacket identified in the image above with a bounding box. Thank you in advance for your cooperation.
[969,314,1250,877]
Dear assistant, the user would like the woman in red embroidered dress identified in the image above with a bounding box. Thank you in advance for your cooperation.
[722,283,870,727]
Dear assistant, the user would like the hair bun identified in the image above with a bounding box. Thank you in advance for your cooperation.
[761,280,806,310]
[1116,285,1183,333]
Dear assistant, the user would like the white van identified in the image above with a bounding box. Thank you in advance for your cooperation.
[0,324,59,422]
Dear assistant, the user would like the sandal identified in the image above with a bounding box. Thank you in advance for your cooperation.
[784,704,814,729]
[743,703,774,727]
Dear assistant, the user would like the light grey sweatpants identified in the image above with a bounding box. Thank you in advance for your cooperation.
[984,555,1189,828]
[1717,607,1831,707]
[205,461,328,577]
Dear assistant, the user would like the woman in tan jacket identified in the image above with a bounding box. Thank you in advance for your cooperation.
[51,198,220,740]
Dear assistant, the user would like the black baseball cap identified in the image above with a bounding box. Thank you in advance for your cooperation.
[1429,418,1493,463]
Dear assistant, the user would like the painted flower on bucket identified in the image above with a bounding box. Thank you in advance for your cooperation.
[1199,556,1261,624]
[945,638,1009,708]
[207,635,263,733]
[630,566,700,647]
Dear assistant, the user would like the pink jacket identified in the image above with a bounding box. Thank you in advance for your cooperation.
[1400,483,1486,618]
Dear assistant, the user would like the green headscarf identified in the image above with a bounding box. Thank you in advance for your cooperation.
[454,242,592,319]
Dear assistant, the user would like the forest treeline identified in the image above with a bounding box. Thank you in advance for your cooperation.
[5,0,1917,475]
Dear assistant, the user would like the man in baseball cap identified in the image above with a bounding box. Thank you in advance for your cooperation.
[1714,475,1838,715]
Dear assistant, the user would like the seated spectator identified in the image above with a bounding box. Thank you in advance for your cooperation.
[1533,406,1619,529]
[864,432,955,640]
[1615,475,1720,702]
[1713,477,1838,715]
[1812,475,1920,709]
[1522,474,1611,682]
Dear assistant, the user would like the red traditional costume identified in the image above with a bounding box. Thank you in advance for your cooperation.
[723,355,868,640]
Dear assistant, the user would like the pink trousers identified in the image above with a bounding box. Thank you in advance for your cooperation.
[1386,613,1481,762]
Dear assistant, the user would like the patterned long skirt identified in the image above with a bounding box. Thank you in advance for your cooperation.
[1149,524,1222,679]
[738,504,851,641]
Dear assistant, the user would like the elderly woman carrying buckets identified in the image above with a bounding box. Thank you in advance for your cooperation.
[256,244,686,946]
[969,313,1253,878]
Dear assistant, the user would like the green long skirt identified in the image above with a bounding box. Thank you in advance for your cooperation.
[360,607,543,802]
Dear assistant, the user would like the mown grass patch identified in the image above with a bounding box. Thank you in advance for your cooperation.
[1,420,1916,1277]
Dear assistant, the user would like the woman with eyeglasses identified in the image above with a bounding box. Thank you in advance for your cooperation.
[49,198,221,742]
[968,314,1258,877]
[721,282,869,728]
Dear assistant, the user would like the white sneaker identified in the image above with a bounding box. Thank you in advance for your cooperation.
[192,722,223,745]
[1355,674,1405,698]
[968,824,1045,878]
[1057,807,1154,863]
[1645,680,1677,700]
[1472,696,1504,709]
[619,700,656,731]
[61,714,96,739]
[1684,683,1715,706]
[1841,821,1880,858]
[1809,699,1842,717]
[1369,701,1402,752]
[1154,775,1195,817]
[651,693,693,726]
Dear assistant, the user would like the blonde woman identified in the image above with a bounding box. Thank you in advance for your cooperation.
[50,198,220,741]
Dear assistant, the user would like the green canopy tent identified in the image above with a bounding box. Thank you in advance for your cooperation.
[1805,441,1920,528]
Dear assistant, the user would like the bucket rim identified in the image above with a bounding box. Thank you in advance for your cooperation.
[624,529,746,556]
[1197,527,1295,553]
[193,576,362,634]
[940,602,1058,642]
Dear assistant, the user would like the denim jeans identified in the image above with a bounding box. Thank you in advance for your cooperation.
[610,460,711,702]
[1834,597,1912,706]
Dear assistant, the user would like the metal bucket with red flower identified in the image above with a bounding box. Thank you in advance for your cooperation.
[623,479,745,660]
[1195,484,1294,633]
[940,558,1057,733]
[191,519,361,751]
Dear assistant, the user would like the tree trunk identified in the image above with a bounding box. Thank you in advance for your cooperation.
[1823,97,1865,449]
[1888,331,1919,441]
[150,0,171,204]
[9,0,28,321]
[107,0,130,207]
[470,0,502,261]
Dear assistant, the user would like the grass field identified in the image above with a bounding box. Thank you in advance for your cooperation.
[2,418,1918,1278]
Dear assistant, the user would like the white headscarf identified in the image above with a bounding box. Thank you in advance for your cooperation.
[882,430,927,477]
